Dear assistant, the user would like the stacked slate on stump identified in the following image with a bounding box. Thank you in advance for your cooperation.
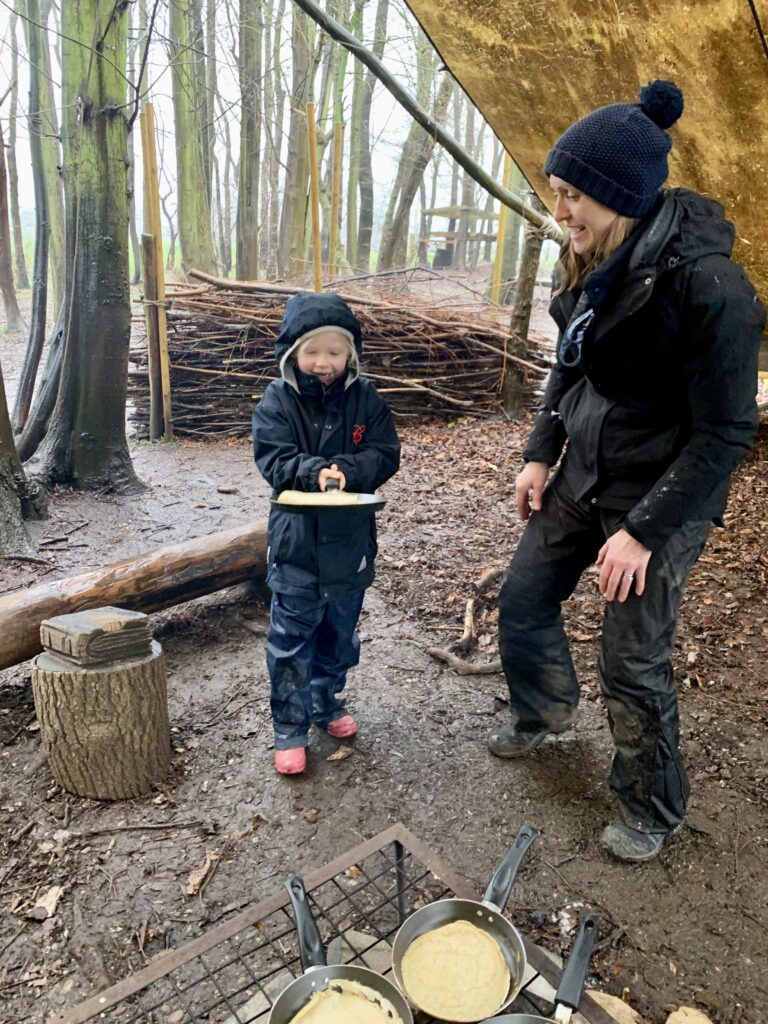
[40,607,153,664]
[32,607,170,800]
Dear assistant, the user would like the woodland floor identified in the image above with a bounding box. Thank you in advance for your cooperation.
[1,285,767,1024]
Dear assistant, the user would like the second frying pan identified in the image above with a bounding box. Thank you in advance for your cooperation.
[269,876,413,1024]
[391,825,539,1021]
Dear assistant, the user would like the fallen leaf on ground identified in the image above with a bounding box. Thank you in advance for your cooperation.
[327,746,353,762]
[26,885,64,921]
[185,852,220,896]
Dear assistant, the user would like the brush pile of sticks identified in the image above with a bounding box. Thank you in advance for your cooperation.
[128,274,546,439]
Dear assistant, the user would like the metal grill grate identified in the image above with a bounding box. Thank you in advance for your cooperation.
[53,824,621,1024]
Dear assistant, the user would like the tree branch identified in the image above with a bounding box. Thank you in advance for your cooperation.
[290,0,562,240]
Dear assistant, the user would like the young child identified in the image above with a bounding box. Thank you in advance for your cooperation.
[252,291,401,775]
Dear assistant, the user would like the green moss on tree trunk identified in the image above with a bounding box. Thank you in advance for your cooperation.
[31,0,138,491]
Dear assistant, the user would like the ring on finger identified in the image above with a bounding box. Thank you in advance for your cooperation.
[622,572,634,581]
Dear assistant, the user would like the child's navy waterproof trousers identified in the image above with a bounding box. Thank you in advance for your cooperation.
[266,588,366,749]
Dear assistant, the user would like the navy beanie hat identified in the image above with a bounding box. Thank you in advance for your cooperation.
[544,80,684,217]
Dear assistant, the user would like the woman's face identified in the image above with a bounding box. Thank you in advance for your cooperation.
[549,175,619,255]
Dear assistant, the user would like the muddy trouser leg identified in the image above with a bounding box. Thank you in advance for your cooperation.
[598,517,712,834]
[310,588,366,728]
[498,474,603,731]
[266,592,326,750]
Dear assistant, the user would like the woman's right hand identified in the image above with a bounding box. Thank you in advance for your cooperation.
[515,461,550,521]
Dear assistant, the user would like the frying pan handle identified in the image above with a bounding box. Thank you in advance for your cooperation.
[284,876,327,970]
[554,911,600,1010]
[482,824,539,910]
[323,476,340,492]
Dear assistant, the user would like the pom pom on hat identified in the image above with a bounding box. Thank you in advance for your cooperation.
[639,80,684,129]
[543,79,685,217]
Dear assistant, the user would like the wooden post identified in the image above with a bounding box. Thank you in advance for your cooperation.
[491,151,512,306]
[140,103,173,438]
[329,122,344,279]
[306,102,323,291]
[32,608,170,800]
[141,234,164,440]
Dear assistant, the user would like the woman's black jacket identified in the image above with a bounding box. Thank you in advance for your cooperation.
[523,188,765,552]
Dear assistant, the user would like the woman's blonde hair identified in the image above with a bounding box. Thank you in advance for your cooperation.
[554,215,640,295]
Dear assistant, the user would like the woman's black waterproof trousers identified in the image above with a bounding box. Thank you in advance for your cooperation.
[498,471,711,834]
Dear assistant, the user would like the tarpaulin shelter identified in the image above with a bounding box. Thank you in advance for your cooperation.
[403,0,768,307]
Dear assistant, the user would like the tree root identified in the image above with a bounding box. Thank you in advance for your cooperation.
[427,647,502,675]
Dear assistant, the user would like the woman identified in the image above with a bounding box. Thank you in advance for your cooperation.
[490,81,764,861]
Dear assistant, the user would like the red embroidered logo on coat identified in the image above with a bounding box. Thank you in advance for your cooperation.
[352,424,366,445]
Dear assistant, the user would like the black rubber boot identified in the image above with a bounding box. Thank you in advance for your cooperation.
[487,718,575,758]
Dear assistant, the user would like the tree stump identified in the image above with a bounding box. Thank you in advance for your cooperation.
[31,608,170,800]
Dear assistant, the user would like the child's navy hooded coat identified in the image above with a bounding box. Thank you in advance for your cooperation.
[252,292,400,600]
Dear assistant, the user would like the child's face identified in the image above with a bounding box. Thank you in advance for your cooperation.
[296,330,350,385]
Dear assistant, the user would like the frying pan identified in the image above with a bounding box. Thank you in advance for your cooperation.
[478,911,600,1024]
[391,824,539,1021]
[269,876,413,1024]
[272,476,386,516]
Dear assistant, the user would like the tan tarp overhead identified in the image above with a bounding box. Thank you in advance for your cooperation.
[404,0,768,303]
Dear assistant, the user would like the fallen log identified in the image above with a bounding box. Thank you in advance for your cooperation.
[0,521,267,670]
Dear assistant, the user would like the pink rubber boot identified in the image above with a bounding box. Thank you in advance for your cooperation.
[274,748,307,775]
[326,715,358,739]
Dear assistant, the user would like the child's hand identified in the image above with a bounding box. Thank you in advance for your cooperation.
[318,464,346,491]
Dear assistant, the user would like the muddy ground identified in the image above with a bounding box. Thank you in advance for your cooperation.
[1,298,767,1024]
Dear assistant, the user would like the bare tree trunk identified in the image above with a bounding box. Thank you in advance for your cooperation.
[215,92,235,276]
[11,0,49,432]
[502,165,525,304]
[26,0,65,316]
[168,0,217,275]
[267,0,287,277]
[161,188,178,272]
[278,11,313,279]
[237,0,262,279]
[8,5,30,291]
[0,121,24,332]
[259,9,275,274]
[14,305,64,462]
[454,102,475,269]
[444,84,463,268]
[0,359,32,557]
[503,193,544,418]
[467,123,486,269]
[127,0,142,286]
[481,138,503,264]
[418,149,441,266]
[31,0,138,491]
[356,0,388,272]
[344,0,365,268]
[378,69,452,271]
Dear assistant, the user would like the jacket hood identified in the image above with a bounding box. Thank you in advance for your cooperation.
[275,291,363,391]
[632,187,735,270]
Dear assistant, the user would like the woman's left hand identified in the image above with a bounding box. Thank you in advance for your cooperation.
[597,529,652,602]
